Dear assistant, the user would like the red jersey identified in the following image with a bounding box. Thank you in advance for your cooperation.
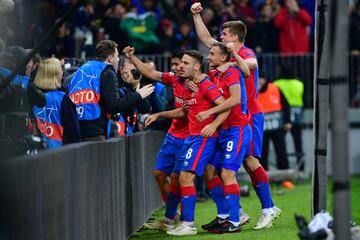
[185,77,222,136]
[162,72,192,139]
[232,46,262,114]
[209,67,248,129]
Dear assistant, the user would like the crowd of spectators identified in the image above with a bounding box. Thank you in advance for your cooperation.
[0,0,359,157]
[0,0,324,59]
[2,0,360,59]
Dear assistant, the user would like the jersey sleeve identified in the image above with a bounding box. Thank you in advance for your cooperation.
[161,72,176,86]
[238,48,256,60]
[224,68,241,88]
[201,79,222,103]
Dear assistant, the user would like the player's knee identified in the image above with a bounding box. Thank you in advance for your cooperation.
[244,156,260,172]
[203,165,216,181]
[169,173,180,186]
[221,170,236,183]
[179,171,195,186]
[154,170,167,182]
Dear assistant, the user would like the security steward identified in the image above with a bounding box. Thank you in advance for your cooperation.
[67,40,154,141]
[258,72,292,170]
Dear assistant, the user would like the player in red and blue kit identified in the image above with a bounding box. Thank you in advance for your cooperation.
[191,2,281,230]
[195,42,251,233]
[124,47,194,231]
[167,50,230,236]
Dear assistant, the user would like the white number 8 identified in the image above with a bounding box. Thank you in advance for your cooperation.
[186,148,193,159]
[226,141,234,152]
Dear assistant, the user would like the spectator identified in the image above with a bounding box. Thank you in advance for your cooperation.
[274,0,312,54]
[142,60,168,114]
[350,0,360,54]
[94,0,113,20]
[252,3,279,53]
[205,0,227,26]
[112,57,151,136]
[173,21,198,51]
[158,18,175,54]
[53,22,75,59]
[33,58,81,148]
[71,3,95,58]
[234,0,257,29]
[137,0,162,21]
[274,63,305,171]
[258,73,291,170]
[102,3,130,51]
[120,6,160,53]
[25,50,42,77]
[67,40,154,141]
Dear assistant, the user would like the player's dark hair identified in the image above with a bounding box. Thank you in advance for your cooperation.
[183,50,203,65]
[212,42,231,62]
[222,21,247,42]
[171,50,184,60]
[95,40,118,61]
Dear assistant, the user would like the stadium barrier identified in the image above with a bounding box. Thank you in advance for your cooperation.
[0,131,165,240]
[138,53,360,108]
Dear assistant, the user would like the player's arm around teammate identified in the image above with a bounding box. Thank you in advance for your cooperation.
[145,107,186,127]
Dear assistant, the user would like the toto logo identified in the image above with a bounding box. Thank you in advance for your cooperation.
[70,90,96,104]
[39,123,54,137]
[44,125,54,137]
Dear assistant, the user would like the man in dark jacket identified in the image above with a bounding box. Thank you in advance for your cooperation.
[67,40,154,141]
[111,57,151,136]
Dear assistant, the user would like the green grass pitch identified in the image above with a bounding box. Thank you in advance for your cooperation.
[131,175,360,240]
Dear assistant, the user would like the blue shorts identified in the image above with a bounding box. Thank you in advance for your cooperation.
[178,135,217,176]
[207,140,223,171]
[154,133,185,175]
[245,113,264,159]
[219,125,252,172]
[173,143,188,174]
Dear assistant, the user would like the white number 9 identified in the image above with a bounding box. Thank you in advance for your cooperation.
[226,141,234,152]
[76,106,84,118]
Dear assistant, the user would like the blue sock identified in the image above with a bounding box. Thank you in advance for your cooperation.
[165,192,182,219]
[181,186,197,222]
[255,183,273,208]
[207,177,228,216]
[224,184,240,224]
[251,166,274,209]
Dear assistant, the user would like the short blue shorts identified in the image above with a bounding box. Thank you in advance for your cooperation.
[154,133,185,175]
[219,125,252,172]
[245,112,264,159]
[178,135,217,176]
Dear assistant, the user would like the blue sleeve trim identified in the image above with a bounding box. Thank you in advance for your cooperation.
[212,95,222,103]
[227,82,240,88]
[207,85,216,91]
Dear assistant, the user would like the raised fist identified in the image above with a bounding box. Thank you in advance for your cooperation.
[123,46,135,58]
[191,2,203,15]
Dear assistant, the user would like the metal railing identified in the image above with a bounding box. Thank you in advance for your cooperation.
[139,53,360,109]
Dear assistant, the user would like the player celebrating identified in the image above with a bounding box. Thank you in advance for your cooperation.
[123,47,191,230]
[191,2,281,230]
[196,42,251,233]
[166,50,230,236]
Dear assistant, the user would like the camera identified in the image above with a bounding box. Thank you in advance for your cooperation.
[131,69,141,80]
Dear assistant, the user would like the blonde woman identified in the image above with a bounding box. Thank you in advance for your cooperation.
[33,58,80,148]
